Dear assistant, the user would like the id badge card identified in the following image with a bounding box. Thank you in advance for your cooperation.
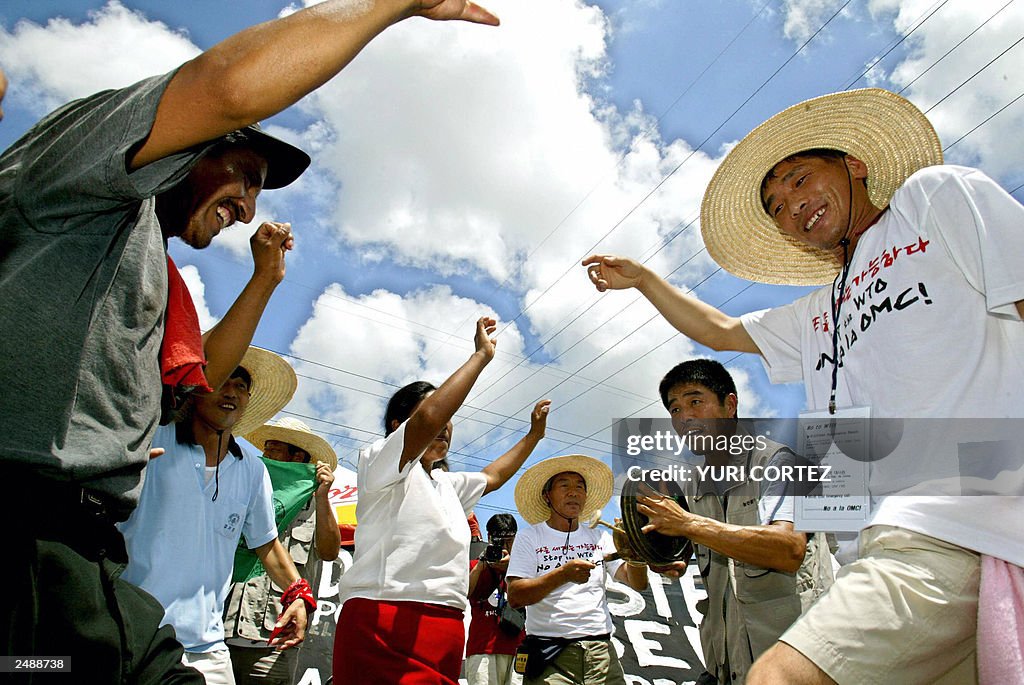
[794,406,872,533]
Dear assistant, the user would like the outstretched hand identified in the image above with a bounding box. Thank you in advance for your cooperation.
[581,254,646,292]
[474,316,498,361]
[413,0,499,25]
[528,399,551,439]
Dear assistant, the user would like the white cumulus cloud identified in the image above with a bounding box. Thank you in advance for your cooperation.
[178,264,220,332]
[775,0,1024,178]
[0,0,199,113]
[867,0,1024,177]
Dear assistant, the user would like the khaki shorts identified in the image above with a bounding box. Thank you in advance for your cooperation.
[781,525,980,685]
[524,640,625,685]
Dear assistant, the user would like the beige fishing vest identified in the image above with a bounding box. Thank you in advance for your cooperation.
[687,439,833,684]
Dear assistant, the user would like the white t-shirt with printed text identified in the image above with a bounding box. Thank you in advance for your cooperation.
[506,522,623,638]
[742,165,1024,565]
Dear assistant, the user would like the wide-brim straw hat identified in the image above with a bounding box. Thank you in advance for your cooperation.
[700,89,942,286]
[514,455,614,525]
[244,417,338,470]
[232,347,298,437]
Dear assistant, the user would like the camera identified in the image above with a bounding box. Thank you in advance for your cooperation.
[481,541,505,563]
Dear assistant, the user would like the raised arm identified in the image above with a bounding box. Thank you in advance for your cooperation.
[480,400,550,494]
[201,222,291,390]
[130,0,498,169]
[313,462,341,561]
[582,254,760,354]
[399,317,497,470]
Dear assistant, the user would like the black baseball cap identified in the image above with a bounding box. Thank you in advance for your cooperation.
[237,123,311,190]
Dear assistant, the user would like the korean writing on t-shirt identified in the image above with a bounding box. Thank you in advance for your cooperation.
[534,541,600,574]
[813,237,931,333]
[812,236,934,372]
[845,237,930,292]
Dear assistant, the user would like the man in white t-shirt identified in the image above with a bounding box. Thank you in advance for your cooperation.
[506,455,649,684]
[582,89,1023,684]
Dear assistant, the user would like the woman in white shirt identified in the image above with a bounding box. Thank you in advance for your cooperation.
[333,317,550,685]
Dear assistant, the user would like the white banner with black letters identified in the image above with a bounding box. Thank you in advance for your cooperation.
[294,553,707,685]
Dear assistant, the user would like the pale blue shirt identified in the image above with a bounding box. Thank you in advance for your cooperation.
[119,423,278,652]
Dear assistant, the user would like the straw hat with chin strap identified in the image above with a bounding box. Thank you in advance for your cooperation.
[700,88,943,286]
[231,346,297,437]
[244,416,338,471]
[514,455,614,525]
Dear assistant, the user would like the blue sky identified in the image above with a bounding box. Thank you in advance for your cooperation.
[2,0,1022,522]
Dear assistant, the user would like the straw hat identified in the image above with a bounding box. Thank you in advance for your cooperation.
[244,417,338,470]
[514,455,614,525]
[700,89,942,285]
[232,347,297,437]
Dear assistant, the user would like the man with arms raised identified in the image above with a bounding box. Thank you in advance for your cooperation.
[1,0,498,678]
[584,89,1023,684]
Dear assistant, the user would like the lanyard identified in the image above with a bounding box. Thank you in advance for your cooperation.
[827,162,857,416]
[828,242,852,415]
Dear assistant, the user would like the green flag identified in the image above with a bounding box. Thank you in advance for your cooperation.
[232,458,319,583]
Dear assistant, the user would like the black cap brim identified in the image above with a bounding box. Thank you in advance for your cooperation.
[243,124,311,190]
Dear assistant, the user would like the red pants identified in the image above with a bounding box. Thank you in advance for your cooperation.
[333,598,466,684]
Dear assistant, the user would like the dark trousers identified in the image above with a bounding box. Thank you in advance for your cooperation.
[2,487,203,684]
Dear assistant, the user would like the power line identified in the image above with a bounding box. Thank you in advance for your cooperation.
[419,0,776,370]
[454,254,745,457]
[897,0,1016,96]
[294,362,627,453]
[407,0,774,397]
[453,0,857,409]
[841,0,952,90]
[451,13,1024,465]
[232,4,1022,482]
[943,90,1024,152]
[195,249,654,404]
[484,0,855,352]
[923,35,1024,114]
[296,6,1015,458]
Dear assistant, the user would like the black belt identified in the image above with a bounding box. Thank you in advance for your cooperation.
[527,633,611,643]
[571,633,611,642]
[38,483,121,522]
[517,633,613,679]
[9,477,128,563]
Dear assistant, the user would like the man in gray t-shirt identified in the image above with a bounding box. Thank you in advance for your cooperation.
[0,0,499,679]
